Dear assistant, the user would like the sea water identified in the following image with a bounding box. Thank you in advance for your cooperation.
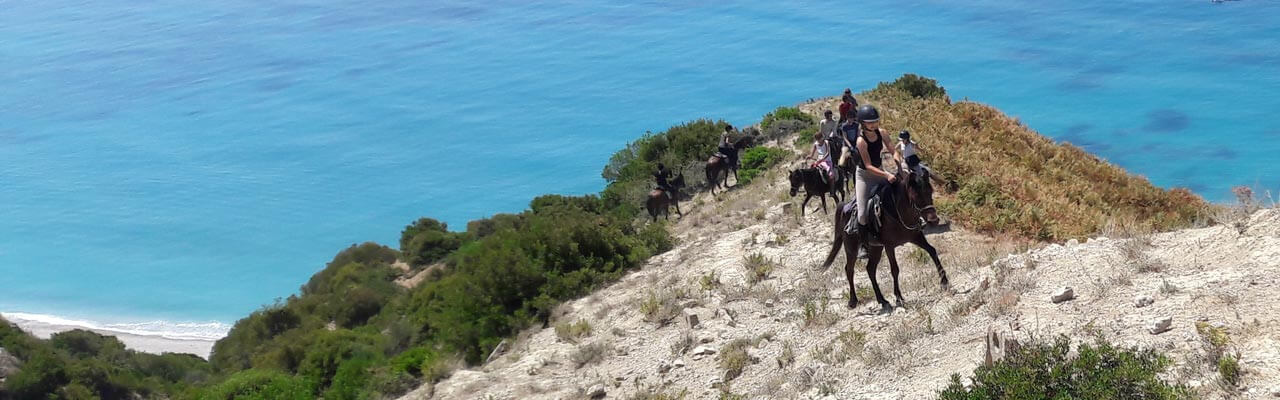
[2,0,1277,341]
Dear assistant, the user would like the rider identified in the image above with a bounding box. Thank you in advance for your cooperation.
[820,110,843,175]
[807,131,834,184]
[847,104,904,245]
[838,89,859,125]
[837,117,859,170]
[897,129,925,176]
[654,163,675,199]
[718,124,739,169]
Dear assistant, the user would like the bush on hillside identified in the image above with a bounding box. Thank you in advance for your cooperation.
[737,146,791,185]
[399,218,466,267]
[938,337,1190,399]
[303,242,398,295]
[410,196,661,362]
[296,329,387,392]
[465,213,523,239]
[760,106,814,131]
[601,119,726,185]
[877,73,946,99]
[198,369,312,400]
[49,330,126,360]
[0,319,214,399]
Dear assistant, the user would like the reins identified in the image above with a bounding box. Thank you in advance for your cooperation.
[887,172,931,231]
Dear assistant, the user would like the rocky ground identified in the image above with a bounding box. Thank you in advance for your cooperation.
[396,151,1280,400]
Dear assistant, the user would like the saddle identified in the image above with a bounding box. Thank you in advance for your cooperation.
[865,182,896,233]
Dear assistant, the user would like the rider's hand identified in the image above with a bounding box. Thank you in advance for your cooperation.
[886,174,898,183]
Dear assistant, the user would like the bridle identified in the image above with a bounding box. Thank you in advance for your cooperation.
[889,172,934,231]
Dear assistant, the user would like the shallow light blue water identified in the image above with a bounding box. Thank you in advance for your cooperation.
[2,0,1277,336]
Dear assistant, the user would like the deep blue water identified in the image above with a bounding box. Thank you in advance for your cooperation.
[2,0,1277,337]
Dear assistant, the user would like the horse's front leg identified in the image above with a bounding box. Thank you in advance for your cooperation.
[800,194,812,217]
[820,193,828,214]
[674,199,682,217]
[865,250,892,313]
[911,233,950,291]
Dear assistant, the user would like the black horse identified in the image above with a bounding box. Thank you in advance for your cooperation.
[646,172,686,222]
[788,167,841,216]
[706,136,755,194]
[820,168,947,313]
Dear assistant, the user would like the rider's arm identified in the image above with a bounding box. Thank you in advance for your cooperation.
[857,138,894,181]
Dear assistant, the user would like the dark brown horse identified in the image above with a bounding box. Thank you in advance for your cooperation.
[645,172,686,222]
[705,136,755,194]
[788,167,841,216]
[821,168,947,313]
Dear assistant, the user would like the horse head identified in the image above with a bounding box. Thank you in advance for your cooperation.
[734,135,755,150]
[788,169,803,197]
[904,169,939,225]
[672,171,686,189]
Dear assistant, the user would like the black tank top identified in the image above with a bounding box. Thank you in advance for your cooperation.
[858,129,883,170]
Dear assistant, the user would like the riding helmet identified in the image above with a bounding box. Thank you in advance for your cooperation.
[855,105,880,122]
[898,130,911,140]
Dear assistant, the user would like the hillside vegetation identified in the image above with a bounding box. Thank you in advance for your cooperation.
[0,75,1222,399]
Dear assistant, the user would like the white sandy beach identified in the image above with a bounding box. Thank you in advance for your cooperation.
[2,313,219,359]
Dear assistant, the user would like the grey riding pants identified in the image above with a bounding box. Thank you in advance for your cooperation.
[855,168,887,225]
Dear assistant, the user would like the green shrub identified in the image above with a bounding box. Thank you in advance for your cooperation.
[399,218,465,267]
[737,146,789,185]
[937,337,1190,400]
[601,120,717,183]
[1217,354,1241,386]
[323,356,374,400]
[199,369,313,400]
[296,329,386,391]
[50,330,126,360]
[876,73,946,99]
[6,350,70,399]
[761,106,814,131]
[388,347,434,377]
[303,242,398,295]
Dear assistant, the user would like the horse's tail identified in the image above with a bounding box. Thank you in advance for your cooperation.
[821,210,846,270]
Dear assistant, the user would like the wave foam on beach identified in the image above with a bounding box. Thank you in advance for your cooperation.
[1,311,228,358]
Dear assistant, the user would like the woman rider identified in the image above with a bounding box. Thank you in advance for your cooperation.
[847,104,904,245]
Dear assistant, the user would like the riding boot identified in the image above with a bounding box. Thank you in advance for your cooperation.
[859,223,882,247]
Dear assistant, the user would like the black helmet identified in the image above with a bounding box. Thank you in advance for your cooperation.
[855,105,880,122]
[657,163,666,170]
[898,130,911,140]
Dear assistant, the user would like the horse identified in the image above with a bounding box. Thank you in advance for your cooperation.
[646,171,686,222]
[788,167,841,217]
[820,168,947,313]
[706,135,755,194]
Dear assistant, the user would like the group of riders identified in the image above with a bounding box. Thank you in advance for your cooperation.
[652,88,931,246]
[804,89,928,245]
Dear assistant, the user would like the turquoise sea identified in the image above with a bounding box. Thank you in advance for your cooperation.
[2,0,1277,340]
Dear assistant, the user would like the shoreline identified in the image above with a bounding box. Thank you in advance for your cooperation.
[2,312,223,359]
